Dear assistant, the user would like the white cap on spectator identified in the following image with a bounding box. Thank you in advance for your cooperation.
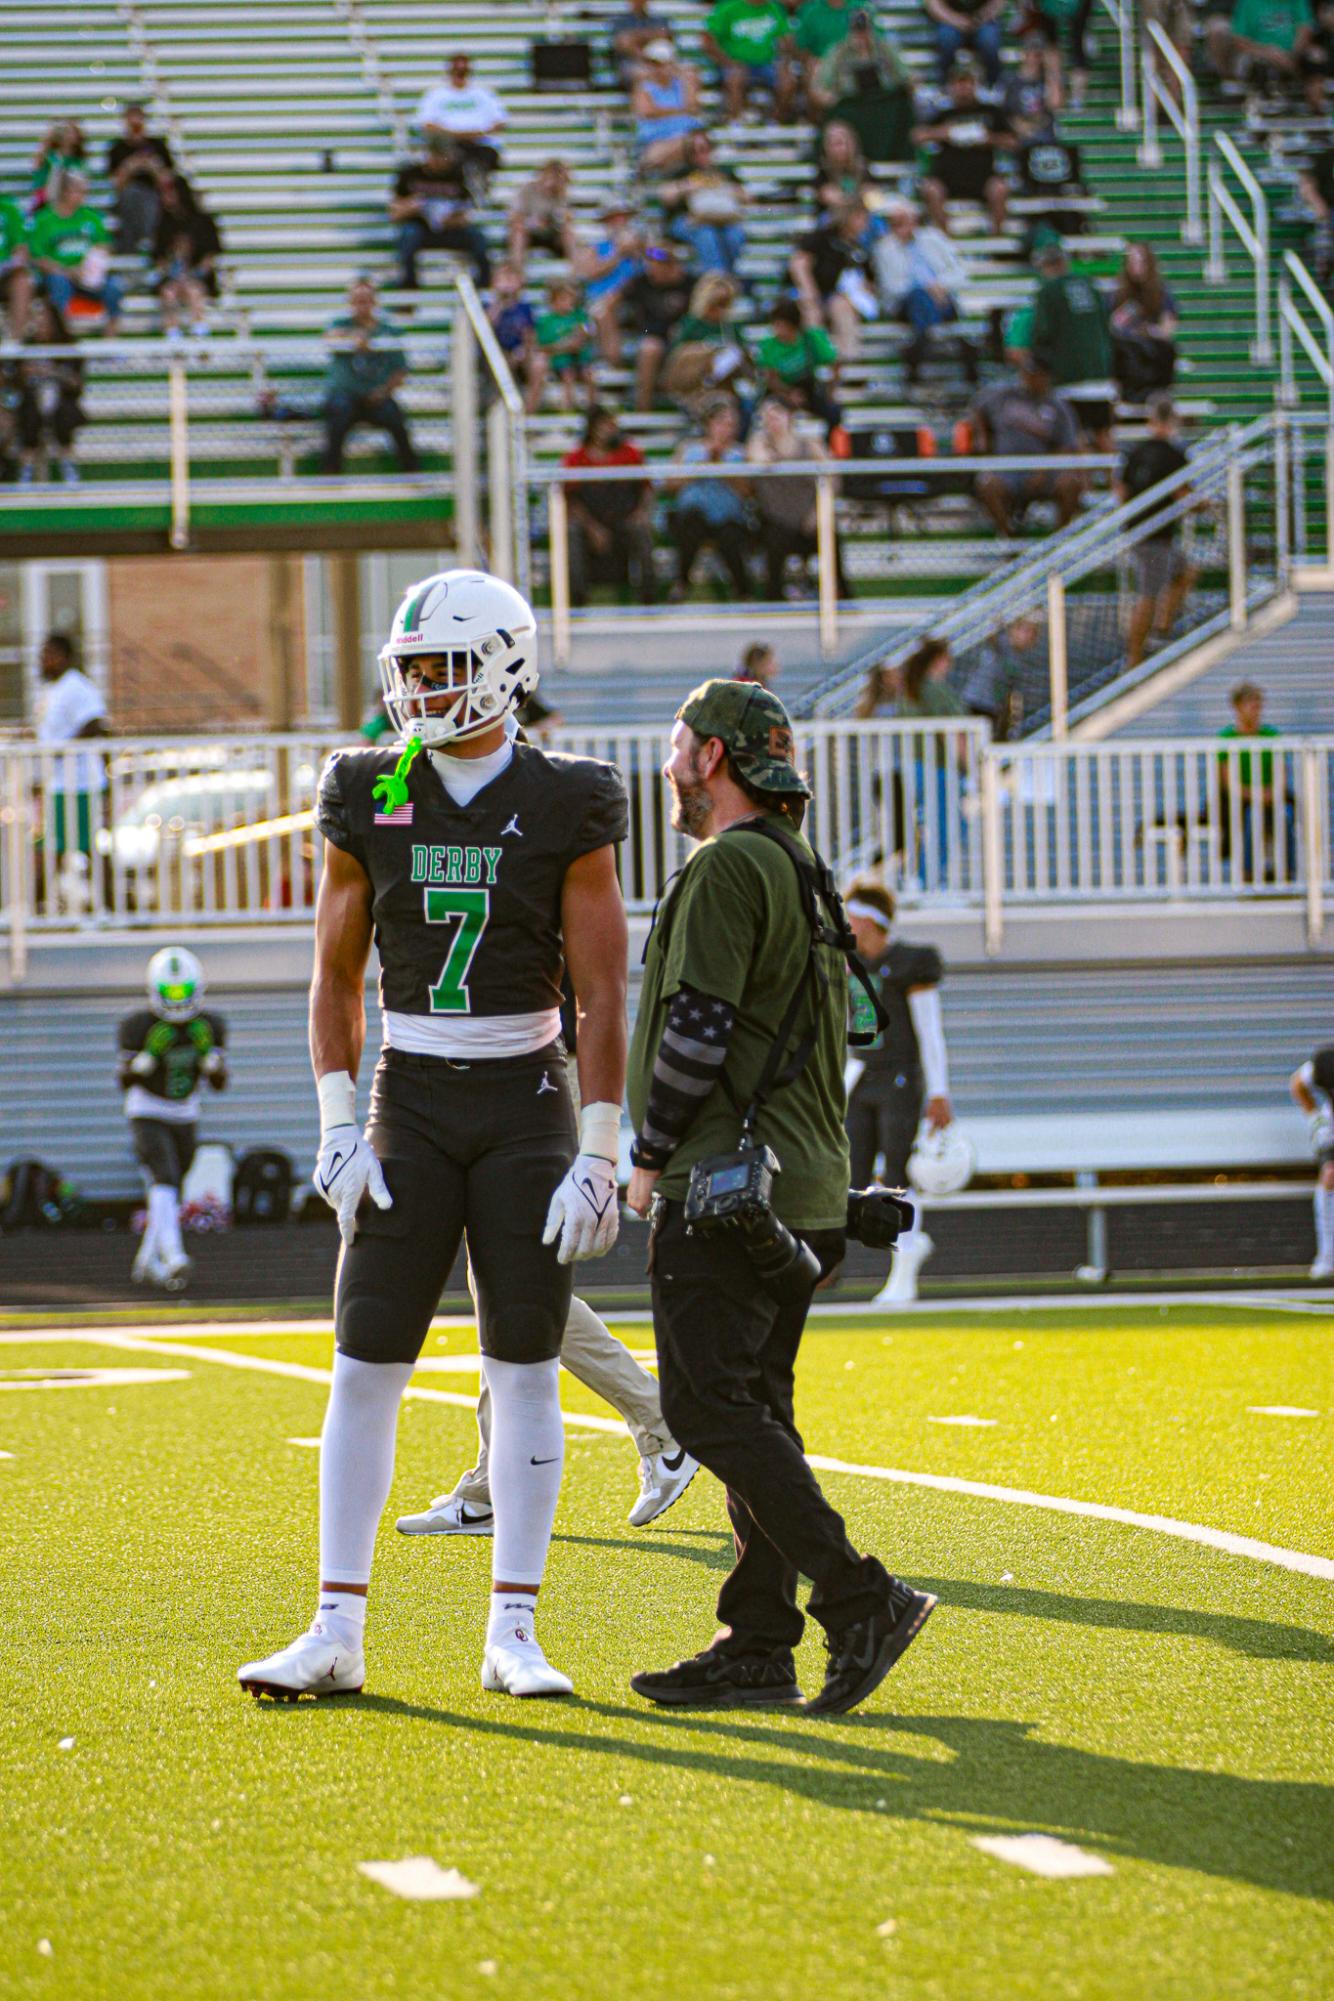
[643,39,675,61]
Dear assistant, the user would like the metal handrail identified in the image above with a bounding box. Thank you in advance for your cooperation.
[1138,20,1202,245]
[1206,131,1272,364]
[450,268,530,595]
[1278,250,1334,418]
[1098,0,1140,131]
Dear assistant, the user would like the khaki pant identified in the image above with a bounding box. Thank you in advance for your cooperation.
[453,1294,670,1505]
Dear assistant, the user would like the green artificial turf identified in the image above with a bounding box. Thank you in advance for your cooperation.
[2,1306,1332,2001]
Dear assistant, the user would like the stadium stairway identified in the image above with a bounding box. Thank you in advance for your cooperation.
[1104,590,1334,736]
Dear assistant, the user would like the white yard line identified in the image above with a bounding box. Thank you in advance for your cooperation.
[5,1325,1329,1582]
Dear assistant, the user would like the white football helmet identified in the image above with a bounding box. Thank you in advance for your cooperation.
[376,569,539,748]
[908,1122,975,1197]
[147,945,204,1021]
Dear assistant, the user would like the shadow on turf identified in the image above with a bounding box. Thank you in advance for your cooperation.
[314,1693,1333,1904]
[910,1577,1334,1664]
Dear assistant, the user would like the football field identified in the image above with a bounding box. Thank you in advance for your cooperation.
[2,1300,1332,2001]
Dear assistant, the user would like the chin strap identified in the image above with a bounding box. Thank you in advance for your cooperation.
[372,735,423,814]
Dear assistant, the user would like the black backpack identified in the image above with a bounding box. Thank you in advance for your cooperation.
[232,1149,293,1226]
[0,1158,85,1231]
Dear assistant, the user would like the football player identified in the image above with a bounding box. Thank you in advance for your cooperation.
[116,945,227,1292]
[1290,1046,1334,1281]
[842,879,953,1304]
[239,569,629,1704]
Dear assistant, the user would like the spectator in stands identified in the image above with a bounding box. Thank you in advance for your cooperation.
[1301,0,1334,112]
[561,406,657,606]
[34,631,108,871]
[610,0,672,89]
[733,640,779,686]
[1142,0,1195,105]
[486,262,547,414]
[151,175,222,338]
[898,635,971,874]
[667,398,755,598]
[625,238,694,410]
[812,9,912,117]
[925,0,1006,87]
[1207,0,1311,93]
[506,159,578,275]
[971,358,1084,534]
[1003,33,1058,136]
[796,0,856,103]
[1217,680,1296,882]
[811,121,871,213]
[320,278,419,476]
[30,121,88,209]
[1110,242,1178,401]
[632,40,703,174]
[1115,394,1196,671]
[0,195,33,340]
[106,103,174,256]
[578,200,643,366]
[28,172,123,334]
[854,661,901,715]
[1299,145,1334,286]
[703,0,796,124]
[390,136,491,290]
[746,394,850,600]
[660,132,749,275]
[964,613,1042,736]
[415,53,506,187]
[790,196,882,358]
[15,295,84,486]
[755,297,842,430]
[662,272,751,406]
[1028,240,1114,449]
[915,56,1016,238]
[535,278,597,410]
[872,195,967,387]
[1026,0,1094,109]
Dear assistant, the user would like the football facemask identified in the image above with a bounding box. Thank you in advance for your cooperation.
[907,1122,975,1197]
[147,944,204,1022]
[377,568,539,748]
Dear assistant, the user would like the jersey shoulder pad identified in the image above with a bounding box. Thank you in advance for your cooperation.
[118,1008,156,1049]
[886,939,942,988]
[1312,1045,1334,1094]
[530,747,629,855]
[200,1011,227,1047]
[315,745,400,853]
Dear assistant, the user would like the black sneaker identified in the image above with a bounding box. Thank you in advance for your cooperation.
[804,1579,937,1718]
[631,1649,802,1709]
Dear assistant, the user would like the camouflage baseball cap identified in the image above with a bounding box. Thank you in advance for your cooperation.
[677,678,810,797]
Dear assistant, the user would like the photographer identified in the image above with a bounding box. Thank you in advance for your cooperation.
[625,680,934,1717]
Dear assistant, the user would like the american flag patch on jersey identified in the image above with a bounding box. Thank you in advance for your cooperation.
[374,803,413,825]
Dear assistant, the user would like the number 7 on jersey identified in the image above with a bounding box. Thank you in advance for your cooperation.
[424,887,489,1013]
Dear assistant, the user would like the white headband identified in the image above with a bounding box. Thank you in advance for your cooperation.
[846,898,891,928]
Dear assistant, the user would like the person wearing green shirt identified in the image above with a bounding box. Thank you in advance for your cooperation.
[1217,680,1295,882]
[0,194,33,337]
[703,0,795,121]
[1028,241,1114,449]
[796,0,857,83]
[1208,0,1313,80]
[754,298,841,429]
[321,277,419,474]
[897,636,970,875]
[624,676,935,1716]
[27,172,123,330]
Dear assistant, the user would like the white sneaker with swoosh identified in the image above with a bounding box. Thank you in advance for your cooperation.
[629,1445,700,1527]
[482,1632,573,1698]
[395,1493,495,1536]
[237,1624,365,1700]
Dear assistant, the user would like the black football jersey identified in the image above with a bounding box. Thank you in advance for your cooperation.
[1311,1046,1334,1099]
[117,1009,227,1104]
[848,939,942,1074]
[316,742,628,1019]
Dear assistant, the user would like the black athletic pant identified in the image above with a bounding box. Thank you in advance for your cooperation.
[650,1201,891,1654]
[131,1117,196,1191]
[846,1067,923,1189]
[335,1045,576,1366]
[670,505,754,596]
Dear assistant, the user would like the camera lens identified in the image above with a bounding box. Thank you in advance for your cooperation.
[847,1187,913,1250]
[740,1210,822,1304]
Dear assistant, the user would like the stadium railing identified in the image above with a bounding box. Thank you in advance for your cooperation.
[1206,130,1272,367]
[1278,252,1334,429]
[1097,0,1141,132]
[3,723,1331,973]
[1138,21,1203,247]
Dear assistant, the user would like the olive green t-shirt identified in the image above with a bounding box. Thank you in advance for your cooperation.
[627,817,850,1229]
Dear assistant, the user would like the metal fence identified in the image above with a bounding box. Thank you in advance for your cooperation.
[3,722,1330,974]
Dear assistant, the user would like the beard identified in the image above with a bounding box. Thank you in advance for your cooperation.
[668,768,713,839]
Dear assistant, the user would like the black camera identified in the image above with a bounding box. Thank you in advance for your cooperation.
[847,1186,914,1250]
[684,1142,822,1305]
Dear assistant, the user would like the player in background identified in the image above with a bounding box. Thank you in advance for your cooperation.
[240,570,628,1704]
[116,945,227,1292]
[1290,1046,1334,1281]
[842,878,953,1303]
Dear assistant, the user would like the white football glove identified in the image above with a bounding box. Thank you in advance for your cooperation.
[543,1102,621,1265]
[201,1047,226,1078]
[129,1050,156,1077]
[313,1072,391,1246]
[1309,1111,1334,1157]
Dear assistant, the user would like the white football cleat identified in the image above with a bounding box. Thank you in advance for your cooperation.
[395,1493,495,1536]
[872,1232,934,1307]
[629,1445,700,1528]
[131,1233,157,1285]
[155,1251,192,1294]
[1310,1257,1334,1281]
[481,1632,573,1698]
[237,1625,365,1701]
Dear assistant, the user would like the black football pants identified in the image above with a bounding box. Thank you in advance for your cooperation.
[846,1068,923,1189]
[650,1200,892,1654]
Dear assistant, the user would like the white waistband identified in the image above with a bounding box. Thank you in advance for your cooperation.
[383,1007,561,1059]
[124,1085,199,1123]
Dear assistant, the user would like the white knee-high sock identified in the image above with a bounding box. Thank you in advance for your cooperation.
[1316,1184,1334,1265]
[318,1354,414,1621]
[148,1183,183,1262]
[484,1356,563,1624]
